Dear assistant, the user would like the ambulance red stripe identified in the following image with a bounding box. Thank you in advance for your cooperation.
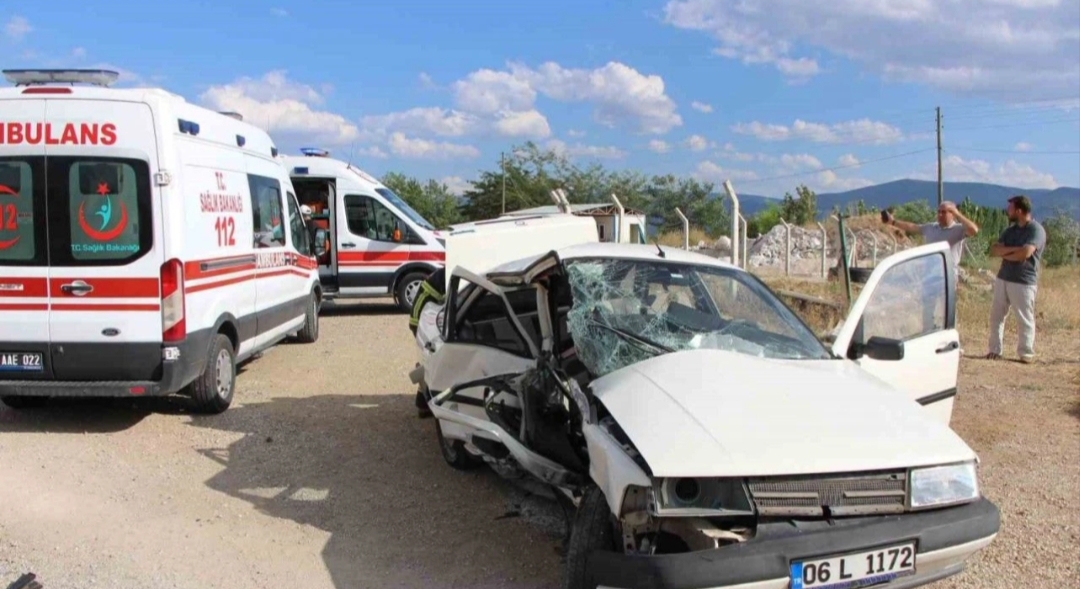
[51,303,160,312]
[49,277,160,298]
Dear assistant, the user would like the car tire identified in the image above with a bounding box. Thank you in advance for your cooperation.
[564,485,618,589]
[435,419,484,470]
[0,395,48,409]
[396,272,428,314]
[189,334,236,415]
[294,292,320,343]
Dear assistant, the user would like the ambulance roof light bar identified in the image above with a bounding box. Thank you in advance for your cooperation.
[2,68,121,87]
[300,147,330,157]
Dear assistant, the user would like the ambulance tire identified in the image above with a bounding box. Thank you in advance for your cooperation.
[396,272,428,314]
[294,292,320,343]
[0,396,48,409]
[189,334,236,415]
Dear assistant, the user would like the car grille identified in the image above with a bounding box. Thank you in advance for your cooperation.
[746,470,908,517]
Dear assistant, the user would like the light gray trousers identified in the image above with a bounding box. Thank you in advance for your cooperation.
[988,277,1038,356]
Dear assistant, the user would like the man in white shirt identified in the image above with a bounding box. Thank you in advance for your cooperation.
[882,200,979,271]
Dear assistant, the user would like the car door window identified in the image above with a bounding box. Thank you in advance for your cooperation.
[0,158,44,265]
[249,175,284,248]
[859,253,948,342]
[455,287,531,356]
[344,194,401,242]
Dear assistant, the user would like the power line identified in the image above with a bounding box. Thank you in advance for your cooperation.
[949,146,1080,155]
[737,147,936,185]
[946,117,1080,131]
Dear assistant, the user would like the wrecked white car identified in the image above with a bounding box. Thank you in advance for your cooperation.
[411,241,999,589]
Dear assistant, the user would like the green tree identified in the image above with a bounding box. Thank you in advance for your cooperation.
[747,202,783,237]
[1042,211,1080,267]
[889,199,936,224]
[380,172,463,229]
[645,174,727,238]
[779,184,818,225]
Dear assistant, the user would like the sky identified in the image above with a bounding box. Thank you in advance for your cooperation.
[5,0,1079,198]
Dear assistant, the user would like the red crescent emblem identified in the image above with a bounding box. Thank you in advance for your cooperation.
[0,185,16,196]
[77,201,129,241]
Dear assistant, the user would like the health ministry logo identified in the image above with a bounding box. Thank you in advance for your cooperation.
[77,182,128,241]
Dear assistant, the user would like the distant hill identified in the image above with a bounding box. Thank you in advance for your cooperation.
[721,180,1080,221]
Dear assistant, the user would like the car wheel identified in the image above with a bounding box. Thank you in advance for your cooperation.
[294,292,320,343]
[435,419,484,470]
[564,485,619,589]
[189,334,236,415]
[0,395,48,409]
[396,272,427,314]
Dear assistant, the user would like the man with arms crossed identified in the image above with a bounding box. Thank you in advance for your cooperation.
[986,195,1045,363]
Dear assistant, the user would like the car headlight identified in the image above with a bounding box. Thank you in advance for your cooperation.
[651,478,755,517]
[909,462,979,510]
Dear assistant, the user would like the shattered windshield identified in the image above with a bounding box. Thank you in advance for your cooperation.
[564,258,832,376]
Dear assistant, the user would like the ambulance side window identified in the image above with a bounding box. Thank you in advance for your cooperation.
[248,175,285,248]
[51,157,152,266]
[0,159,43,265]
[344,195,401,242]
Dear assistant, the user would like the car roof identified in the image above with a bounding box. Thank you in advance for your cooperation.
[279,154,386,192]
[480,242,742,282]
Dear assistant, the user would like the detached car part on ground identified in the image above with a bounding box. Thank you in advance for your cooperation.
[410,241,999,589]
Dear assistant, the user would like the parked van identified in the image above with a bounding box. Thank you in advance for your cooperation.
[281,150,446,313]
[0,69,320,414]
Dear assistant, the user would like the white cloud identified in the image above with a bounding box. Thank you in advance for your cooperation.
[356,146,388,159]
[270,8,288,17]
[684,134,714,151]
[1014,142,1033,152]
[71,47,86,59]
[494,109,552,138]
[388,133,480,160]
[200,71,360,146]
[839,153,861,167]
[732,118,904,144]
[815,170,875,191]
[567,129,587,138]
[4,16,31,41]
[663,0,1080,100]
[694,161,760,183]
[940,154,1058,188]
[648,139,672,153]
[440,176,473,195]
[545,139,627,160]
[504,61,683,134]
[452,68,538,114]
[780,153,823,169]
[418,72,436,88]
[360,107,481,138]
[691,101,714,113]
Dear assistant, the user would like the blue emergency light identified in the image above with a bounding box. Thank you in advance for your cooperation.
[292,167,309,175]
[300,147,329,157]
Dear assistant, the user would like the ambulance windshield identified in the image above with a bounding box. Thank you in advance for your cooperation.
[375,187,436,232]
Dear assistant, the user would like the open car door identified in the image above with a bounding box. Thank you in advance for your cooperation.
[831,241,960,425]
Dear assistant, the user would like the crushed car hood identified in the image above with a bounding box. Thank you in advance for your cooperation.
[590,349,976,478]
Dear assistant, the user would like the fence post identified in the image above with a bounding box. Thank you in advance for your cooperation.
[816,222,827,278]
[779,217,792,276]
[723,180,741,267]
[674,207,689,250]
[739,214,748,268]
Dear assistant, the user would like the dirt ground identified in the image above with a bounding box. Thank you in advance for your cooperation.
[2,272,1078,588]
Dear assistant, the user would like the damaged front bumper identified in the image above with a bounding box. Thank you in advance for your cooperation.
[588,497,1000,589]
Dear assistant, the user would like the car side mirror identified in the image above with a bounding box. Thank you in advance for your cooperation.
[850,335,905,361]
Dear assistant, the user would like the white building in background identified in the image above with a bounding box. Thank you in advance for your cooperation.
[502,203,649,244]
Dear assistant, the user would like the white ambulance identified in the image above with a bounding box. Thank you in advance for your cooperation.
[281,150,446,313]
[0,69,320,414]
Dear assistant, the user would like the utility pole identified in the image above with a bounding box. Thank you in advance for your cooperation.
[501,151,506,215]
[936,106,943,206]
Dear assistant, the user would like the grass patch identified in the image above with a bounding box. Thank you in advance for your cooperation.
[656,228,712,248]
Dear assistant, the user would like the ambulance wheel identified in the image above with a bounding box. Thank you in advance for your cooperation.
[295,292,320,343]
[189,334,236,415]
[0,395,48,409]
[396,272,427,314]
[435,419,484,470]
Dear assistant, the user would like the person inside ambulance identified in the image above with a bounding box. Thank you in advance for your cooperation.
[301,204,331,264]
